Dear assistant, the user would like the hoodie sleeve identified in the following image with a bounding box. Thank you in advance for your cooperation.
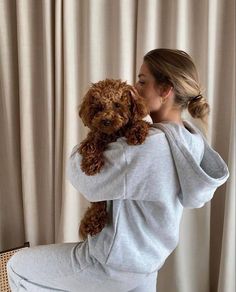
[66,129,178,203]
[66,141,127,202]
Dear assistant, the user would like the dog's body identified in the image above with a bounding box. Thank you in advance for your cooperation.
[77,79,151,240]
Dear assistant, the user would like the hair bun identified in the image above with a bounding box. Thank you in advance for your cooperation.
[188,94,210,119]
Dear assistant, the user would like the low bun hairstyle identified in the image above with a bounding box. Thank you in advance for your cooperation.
[143,48,210,122]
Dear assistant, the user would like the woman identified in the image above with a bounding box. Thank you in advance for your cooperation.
[7,49,229,292]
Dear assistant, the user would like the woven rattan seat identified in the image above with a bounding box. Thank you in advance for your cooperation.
[0,242,30,291]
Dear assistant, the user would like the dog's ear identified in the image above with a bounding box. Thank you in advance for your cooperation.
[77,92,92,127]
[128,87,149,121]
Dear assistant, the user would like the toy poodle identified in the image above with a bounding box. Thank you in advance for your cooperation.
[76,79,151,240]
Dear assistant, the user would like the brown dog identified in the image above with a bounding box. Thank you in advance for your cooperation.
[77,79,151,240]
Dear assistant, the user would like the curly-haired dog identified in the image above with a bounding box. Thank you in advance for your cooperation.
[77,79,151,240]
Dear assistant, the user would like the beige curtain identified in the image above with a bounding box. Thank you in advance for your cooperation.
[0,0,235,291]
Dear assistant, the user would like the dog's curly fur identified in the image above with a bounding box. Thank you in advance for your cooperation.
[77,79,151,240]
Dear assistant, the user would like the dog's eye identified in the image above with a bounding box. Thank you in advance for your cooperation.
[114,102,121,109]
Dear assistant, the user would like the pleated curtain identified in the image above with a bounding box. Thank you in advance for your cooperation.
[0,1,235,291]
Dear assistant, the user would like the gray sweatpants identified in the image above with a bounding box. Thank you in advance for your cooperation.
[6,242,158,291]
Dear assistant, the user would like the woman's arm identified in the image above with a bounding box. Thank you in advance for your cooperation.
[66,130,178,203]
[66,140,127,202]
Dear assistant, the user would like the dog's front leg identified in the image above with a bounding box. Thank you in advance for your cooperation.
[79,143,104,176]
[125,120,150,145]
[78,133,107,175]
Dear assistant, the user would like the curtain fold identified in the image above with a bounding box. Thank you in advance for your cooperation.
[0,0,234,291]
[217,99,235,292]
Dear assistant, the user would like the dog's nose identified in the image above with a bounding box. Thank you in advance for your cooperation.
[102,119,111,126]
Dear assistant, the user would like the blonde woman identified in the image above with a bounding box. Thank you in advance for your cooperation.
[7,49,229,292]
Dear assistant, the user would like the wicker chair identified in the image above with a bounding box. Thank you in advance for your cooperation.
[0,242,30,292]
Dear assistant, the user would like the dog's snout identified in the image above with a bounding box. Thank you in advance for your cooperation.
[102,119,112,126]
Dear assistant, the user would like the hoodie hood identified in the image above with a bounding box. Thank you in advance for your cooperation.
[152,120,230,208]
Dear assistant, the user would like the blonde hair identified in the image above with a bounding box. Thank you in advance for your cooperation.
[143,48,210,123]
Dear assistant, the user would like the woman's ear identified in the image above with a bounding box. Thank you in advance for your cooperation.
[158,84,173,99]
[128,87,149,121]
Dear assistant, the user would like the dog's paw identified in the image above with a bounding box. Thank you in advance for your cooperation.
[81,156,104,175]
[125,121,150,145]
[79,202,108,240]
[79,141,97,155]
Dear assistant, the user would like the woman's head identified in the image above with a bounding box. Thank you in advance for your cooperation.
[135,48,210,123]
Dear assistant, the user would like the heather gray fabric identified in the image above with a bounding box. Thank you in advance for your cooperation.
[66,120,229,274]
[7,242,157,291]
[7,120,229,291]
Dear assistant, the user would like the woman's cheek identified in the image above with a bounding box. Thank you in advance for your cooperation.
[137,86,143,96]
[151,98,161,111]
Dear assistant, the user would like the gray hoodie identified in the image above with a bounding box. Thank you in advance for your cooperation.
[66,120,229,275]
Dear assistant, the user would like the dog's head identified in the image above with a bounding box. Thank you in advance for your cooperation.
[78,79,149,134]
